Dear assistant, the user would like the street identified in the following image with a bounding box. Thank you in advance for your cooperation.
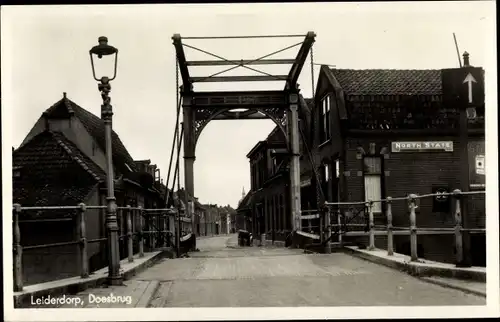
[139,235,484,307]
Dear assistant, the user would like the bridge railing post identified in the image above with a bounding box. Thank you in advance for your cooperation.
[13,203,23,292]
[367,200,375,250]
[323,206,331,254]
[126,205,134,262]
[453,189,464,265]
[77,203,89,278]
[164,212,168,248]
[408,194,418,261]
[386,197,394,256]
[337,208,343,246]
[319,209,324,243]
[138,206,144,257]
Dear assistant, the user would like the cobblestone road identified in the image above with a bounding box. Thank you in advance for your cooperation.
[136,235,485,307]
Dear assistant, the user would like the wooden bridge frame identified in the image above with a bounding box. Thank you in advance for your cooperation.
[172,32,316,235]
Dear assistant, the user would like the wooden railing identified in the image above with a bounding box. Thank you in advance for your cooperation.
[299,189,485,265]
[12,204,177,292]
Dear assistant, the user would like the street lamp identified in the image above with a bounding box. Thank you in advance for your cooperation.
[89,36,122,285]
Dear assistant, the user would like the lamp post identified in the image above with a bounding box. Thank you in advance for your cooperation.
[89,36,122,285]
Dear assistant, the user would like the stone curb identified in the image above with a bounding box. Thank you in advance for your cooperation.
[14,249,174,308]
[342,247,486,282]
[420,277,486,298]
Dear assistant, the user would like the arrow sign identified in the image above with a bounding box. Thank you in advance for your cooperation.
[463,73,477,103]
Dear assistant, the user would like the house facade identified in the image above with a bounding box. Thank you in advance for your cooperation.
[311,59,485,265]
[13,93,167,285]
[237,98,314,246]
[241,54,485,266]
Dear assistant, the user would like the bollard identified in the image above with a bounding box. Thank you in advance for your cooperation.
[337,208,343,246]
[77,203,89,278]
[386,197,394,256]
[408,194,418,261]
[453,189,464,265]
[261,233,266,247]
[138,206,144,257]
[367,201,375,250]
[126,205,134,263]
[13,204,23,292]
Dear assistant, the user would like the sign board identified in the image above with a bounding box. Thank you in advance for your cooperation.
[441,67,485,106]
[468,140,485,189]
[391,141,453,153]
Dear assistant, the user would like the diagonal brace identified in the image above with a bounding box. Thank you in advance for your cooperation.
[286,31,316,90]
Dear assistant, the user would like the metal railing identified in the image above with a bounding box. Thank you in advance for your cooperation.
[314,189,485,264]
[12,203,177,292]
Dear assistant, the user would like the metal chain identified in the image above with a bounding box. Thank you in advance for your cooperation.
[310,46,315,99]
[164,58,182,206]
[308,45,324,209]
[175,58,181,194]
[300,44,327,236]
[176,58,180,111]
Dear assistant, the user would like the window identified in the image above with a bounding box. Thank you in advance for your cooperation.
[335,159,340,178]
[319,94,331,143]
[324,163,330,182]
[363,157,382,213]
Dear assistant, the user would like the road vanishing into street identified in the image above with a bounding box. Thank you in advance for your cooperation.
[138,235,484,307]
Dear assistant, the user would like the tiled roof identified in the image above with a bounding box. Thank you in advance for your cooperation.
[43,94,137,175]
[13,131,105,215]
[330,69,442,96]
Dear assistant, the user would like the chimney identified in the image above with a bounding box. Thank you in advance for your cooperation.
[63,92,67,99]
[463,51,470,67]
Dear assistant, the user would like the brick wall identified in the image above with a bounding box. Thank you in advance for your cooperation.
[342,135,485,264]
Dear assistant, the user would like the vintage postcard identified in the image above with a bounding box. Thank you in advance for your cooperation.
[1,1,498,321]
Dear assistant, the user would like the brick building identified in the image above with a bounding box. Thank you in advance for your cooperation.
[241,55,485,266]
[237,98,314,246]
[13,93,167,285]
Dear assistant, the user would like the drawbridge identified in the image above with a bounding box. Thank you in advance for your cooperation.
[163,32,339,250]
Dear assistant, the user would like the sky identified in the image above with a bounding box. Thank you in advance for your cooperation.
[1,1,496,208]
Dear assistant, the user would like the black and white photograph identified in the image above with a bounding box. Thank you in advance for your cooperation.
[2,1,498,320]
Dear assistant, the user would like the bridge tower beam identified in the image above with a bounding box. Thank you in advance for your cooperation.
[172,32,315,241]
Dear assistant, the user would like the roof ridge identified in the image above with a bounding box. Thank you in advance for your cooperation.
[63,95,75,113]
[51,132,103,182]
